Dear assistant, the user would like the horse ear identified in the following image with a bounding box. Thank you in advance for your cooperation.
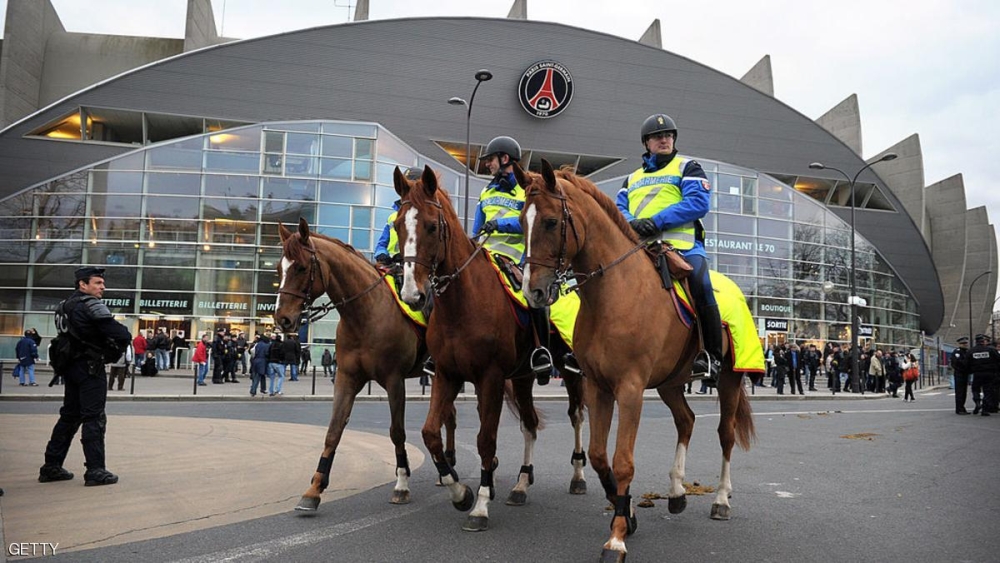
[541,158,558,194]
[420,165,438,197]
[298,217,311,244]
[278,222,292,242]
[392,166,411,198]
[512,161,528,190]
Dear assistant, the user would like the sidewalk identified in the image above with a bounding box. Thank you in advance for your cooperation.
[1,365,945,402]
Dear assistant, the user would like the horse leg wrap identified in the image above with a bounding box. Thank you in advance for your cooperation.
[481,468,496,500]
[396,451,411,477]
[519,464,535,486]
[434,458,459,484]
[612,493,638,535]
[445,449,457,468]
[316,455,334,489]
[599,471,618,501]
[571,451,587,467]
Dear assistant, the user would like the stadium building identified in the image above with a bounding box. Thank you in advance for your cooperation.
[0,0,995,368]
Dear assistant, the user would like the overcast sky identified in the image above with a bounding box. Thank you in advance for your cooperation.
[2,0,998,297]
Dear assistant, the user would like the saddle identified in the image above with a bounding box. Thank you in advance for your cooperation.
[644,243,693,287]
[492,254,524,292]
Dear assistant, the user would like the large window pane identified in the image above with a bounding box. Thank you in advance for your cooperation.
[205,152,259,174]
[260,200,316,225]
[32,265,81,289]
[146,173,201,196]
[320,158,353,180]
[90,194,142,217]
[202,198,258,222]
[32,240,83,265]
[377,134,415,165]
[319,181,371,205]
[146,137,204,171]
[208,127,261,151]
[144,219,198,243]
[758,219,790,240]
[142,266,195,291]
[352,206,372,229]
[287,133,320,155]
[322,122,375,137]
[145,196,200,220]
[203,218,257,245]
[205,175,259,198]
[317,204,351,227]
[262,178,317,201]
[91,218,141,241]
[321,136,353,158]
[91,171,144,194]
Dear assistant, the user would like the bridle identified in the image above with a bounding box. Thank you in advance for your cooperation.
[398,197,491,297]
[525,182,646,293]
[278,239,387,323]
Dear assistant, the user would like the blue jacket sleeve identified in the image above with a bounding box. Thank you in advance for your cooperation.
[373,223,391,258]
[471,197,486,234]
[616,178,636,221]
[496,215,523,234]
[648,160,710,231]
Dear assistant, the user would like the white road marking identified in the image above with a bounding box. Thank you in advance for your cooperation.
[775,491,800,499]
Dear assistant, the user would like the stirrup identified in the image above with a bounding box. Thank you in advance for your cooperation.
[422,357,435,378]
[531,347,553,385]
[691,351,721,385]
[562,353,582,376]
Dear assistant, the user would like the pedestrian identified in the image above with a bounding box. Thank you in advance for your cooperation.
[885,350,902,398]
[192,332,210,386]
[222,332,238,383]
[267,332,285,396]
[107,342,132,391]
[966,334,1000,416]
[300,344,311,376]
[804,344,820,391]
[950,337,971,414]
[321,348,334,379]
[235,331,248,375]
[830,344,845,393]
[39,266,130,486]
[132,329,148,365]
[283,333,301,381]
[140,351,158,376]
[250,332,271,397]
[153,327,170,372]
[211,328,226,384]
[170,329,186,370]
[788,343,805,395]
[901,353,919,402]
[869,349,885,394]
[15,329,40,386]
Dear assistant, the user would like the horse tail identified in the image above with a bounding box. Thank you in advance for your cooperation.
[503,380,547,432]
[734,379,756,451]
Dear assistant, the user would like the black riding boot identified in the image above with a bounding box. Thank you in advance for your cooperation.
[529,307,553,386]
[692,304,723,386]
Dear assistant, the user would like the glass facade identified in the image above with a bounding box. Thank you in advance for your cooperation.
[0,120,921,359]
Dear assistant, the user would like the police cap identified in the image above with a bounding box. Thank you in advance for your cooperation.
[402,167,422,181]
[975,333,990,342]
[74,266,105,282]
[956,336,969,344]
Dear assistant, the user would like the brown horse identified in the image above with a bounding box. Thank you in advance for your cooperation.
[275,218,456,512]
[392,165,588,532]
[518,161,755,563]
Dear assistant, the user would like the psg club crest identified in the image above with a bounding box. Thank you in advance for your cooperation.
[518,60,574,119]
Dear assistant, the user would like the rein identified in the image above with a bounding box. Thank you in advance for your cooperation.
[280,240,388,323]
[399,198,492,297]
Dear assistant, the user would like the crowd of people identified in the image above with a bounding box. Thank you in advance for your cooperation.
[754,341,924,399]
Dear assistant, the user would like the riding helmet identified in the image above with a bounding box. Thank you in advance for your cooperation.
[641,114,678,145]
[483,136,522,162]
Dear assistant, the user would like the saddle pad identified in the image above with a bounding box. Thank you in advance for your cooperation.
[673,271,765,374]
[383,275,427,328]
[484,250,579,348]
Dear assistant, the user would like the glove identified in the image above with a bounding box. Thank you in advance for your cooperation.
[482,220,500,234]
[629,218,658,237]
[375,254,391,266]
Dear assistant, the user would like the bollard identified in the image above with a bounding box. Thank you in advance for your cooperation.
[367,380,372,395]
[130,362,136,395]
[193,363,198,395]
[0,360,4,395]
[311,365,316,396]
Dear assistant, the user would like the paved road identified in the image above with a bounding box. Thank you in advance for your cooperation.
[3,387,998,563]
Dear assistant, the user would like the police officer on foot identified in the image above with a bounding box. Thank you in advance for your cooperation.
[39,267,131,486]
[965,333,1000,416]
[618,114,723,384]
[476,135,555,385]
[951,336,971,414]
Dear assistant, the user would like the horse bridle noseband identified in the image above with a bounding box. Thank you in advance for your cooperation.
[398,198,491,297]
[279,240,387,323]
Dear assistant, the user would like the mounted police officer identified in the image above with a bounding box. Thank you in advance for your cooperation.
[476,135,555,385]
[617,114,722,384]
[375,168,423,268]
[965,333,1000,416]
[950,336,971,414]
[39,267,131,486]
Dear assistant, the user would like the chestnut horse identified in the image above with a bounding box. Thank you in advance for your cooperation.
[275,218,456,512]
[392,165,588,532]
[519,161,755,563]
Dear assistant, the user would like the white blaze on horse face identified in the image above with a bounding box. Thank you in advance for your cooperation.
[276,257,294,312]
[400,207,420,302]
[523,203,536,293]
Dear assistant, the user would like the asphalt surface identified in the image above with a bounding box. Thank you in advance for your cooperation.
[2,386,998,563]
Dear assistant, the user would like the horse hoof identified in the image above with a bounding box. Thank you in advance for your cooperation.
[294,496,320,512]
[711,503,731,520]
[453,486,475,512]
[569,479,587,495]
[600,548,627,563]
[506,490,527,506]
[462,515,489,532]
[390,490,411,504]
[667,495,687,514]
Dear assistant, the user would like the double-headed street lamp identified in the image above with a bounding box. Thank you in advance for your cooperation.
[968,270,992,343]
[448,69,493,234]
[809,152,897,393]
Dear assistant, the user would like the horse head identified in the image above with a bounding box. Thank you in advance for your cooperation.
[520,159,581,308]
[392,164,449,310]
[275,217,325,333]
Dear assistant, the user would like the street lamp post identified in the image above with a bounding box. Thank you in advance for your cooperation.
[448,69,493,234]
[968,270,992,343]
[810,153,897,393]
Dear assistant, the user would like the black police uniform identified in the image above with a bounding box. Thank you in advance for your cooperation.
[950,340,971,414]
[41,269,131,485]
[965,337,1000,416]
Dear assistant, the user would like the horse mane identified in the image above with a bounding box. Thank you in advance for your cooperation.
[554,170,639,244]
[283,228,371,267]
[407,172,465,234]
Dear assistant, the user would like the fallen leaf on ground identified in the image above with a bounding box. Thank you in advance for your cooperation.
[637,499,655,508]
[684,482,716,495]
[840,432,879,440]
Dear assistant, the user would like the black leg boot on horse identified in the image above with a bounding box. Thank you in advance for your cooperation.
[529,307,554,386]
